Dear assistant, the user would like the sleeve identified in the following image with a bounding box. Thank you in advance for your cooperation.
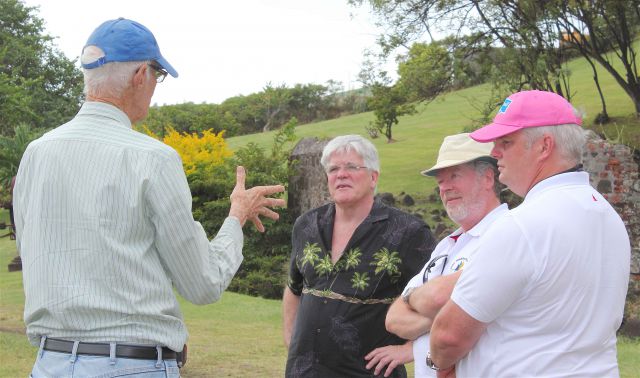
[451,216,536,323]
[146,150,244,305]
[287,216,305,296]
[12,146,32,255]
[399,220,436,286]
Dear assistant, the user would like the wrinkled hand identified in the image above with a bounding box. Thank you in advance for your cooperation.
[229,166,285,232]
[364,343,413,377]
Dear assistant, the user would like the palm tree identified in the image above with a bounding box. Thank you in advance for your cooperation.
[327,247,362,290]
[371,248,401,277]
[343,248,362,271]
[370,248,402,294]
[300,242,321,270]
[351,271,370,296]
[315,254,333,277]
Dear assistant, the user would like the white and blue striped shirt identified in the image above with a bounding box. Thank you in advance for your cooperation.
[13,102,243,351]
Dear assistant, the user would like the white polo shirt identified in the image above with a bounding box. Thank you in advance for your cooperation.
[402,204,508,377]
[452,172,630,377]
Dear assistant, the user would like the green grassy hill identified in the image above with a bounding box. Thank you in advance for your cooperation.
[227,50,639,196]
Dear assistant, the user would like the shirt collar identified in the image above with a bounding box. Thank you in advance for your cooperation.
[525,171,589,202]
[449,203,509,240]
[78,101,132,129]
[466,203,509,237]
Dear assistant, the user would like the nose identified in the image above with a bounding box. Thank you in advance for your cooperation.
[336,167,350,178]
[438,181,451,196]
[490,143,501,158]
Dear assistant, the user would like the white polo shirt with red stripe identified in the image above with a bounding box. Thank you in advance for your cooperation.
[451,172,630,377]
[403,203,508,377]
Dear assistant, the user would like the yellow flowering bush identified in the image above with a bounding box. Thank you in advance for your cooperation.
[138,120,298,299]
[141,126,232,175]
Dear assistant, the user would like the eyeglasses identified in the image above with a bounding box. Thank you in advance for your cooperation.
[148,62,168,83]
[326,163,368,175]
[422,254,448,283]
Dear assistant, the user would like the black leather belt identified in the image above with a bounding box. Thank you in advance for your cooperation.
[43,338,178,361]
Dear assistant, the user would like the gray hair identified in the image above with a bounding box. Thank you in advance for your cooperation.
[471,160,504,197]
[320,135,380,173]
[522,124,586,165]
[81,45,150,99]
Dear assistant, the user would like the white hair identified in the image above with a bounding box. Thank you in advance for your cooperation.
[81,45,150,98]
[522,124,586,165]
[320,135,380,173]
[471,160,504,197]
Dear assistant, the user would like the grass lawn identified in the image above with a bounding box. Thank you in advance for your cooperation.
[1,222,639,376]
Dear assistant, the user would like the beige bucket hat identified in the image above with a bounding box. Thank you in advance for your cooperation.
[421,133,496,176]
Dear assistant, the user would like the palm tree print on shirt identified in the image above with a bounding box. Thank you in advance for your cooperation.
[343,247,362,270]
[315,254,333,277]
[350,271,370,296]
[301,242,321,270]
[299,243,402,300]
[370,247,402,294]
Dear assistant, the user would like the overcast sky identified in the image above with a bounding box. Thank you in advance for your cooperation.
[23,0,392,106]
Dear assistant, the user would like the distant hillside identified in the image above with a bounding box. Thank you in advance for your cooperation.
[227,48,639,196]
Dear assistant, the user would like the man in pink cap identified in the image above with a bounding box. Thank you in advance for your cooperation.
[427,90,630,377]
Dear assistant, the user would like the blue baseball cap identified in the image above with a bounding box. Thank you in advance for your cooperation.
[82,18,178,78]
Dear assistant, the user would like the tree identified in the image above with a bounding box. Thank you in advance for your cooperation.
[350,0,640,118]
[260,83,291,132]
[0,123,44,206]
[0,0,83,136]
[358,57,416,142]
[367,82,416,142]
[396,41,454,102]
[142,103,227,137]
[553,0,640,116]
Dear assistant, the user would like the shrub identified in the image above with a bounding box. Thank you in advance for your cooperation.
[141,121,297,299]
[142,126,231,175]
[190,120,298,299]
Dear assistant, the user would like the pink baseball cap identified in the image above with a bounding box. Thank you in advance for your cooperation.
[470,90,582,142]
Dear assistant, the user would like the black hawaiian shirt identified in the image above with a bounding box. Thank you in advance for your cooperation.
[285,201,435,378]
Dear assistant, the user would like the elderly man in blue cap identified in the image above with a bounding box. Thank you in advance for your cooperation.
[14,18,285,376]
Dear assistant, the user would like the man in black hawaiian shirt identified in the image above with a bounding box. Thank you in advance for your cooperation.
[283,135,435,377]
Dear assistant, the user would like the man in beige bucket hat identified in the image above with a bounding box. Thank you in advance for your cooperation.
[383,133,507,377]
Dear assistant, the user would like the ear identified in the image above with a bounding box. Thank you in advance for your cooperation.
[370,170,379,189]
[483,167,495,189]
[538,134,555,161]
[132,64,148,87]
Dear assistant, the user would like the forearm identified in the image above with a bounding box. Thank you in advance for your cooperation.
[430,300,486,370]
[409,271,461,319]
[386,298,432,340]
[203,217,245,296]
[160,216,244,305]
[282,287,300,348]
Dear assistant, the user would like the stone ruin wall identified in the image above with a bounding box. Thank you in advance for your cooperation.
[583,131,640,326]
[287,138,331,220]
